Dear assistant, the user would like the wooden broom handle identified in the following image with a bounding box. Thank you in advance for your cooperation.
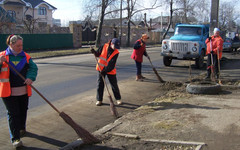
[5,61,61,114]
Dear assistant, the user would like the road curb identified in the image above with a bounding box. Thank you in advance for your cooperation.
[60,139,84,150]
[60,118,123,150]
[93,119,122,135]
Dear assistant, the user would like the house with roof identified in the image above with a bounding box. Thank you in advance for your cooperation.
[0,0,56,27]
[150,15,198,31]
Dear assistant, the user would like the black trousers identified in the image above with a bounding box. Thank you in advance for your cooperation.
[97,73,121,101]
[135,60,142,75]
[2,94,29,142]
[207,54,219,77]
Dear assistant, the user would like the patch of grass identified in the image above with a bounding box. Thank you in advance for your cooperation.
[152,120,181,130]
[27,44,162,59]
[136,105,155,113]
[154,97,174,103]
[28,47,91,59]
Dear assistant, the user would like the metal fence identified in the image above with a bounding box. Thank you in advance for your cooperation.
[0,34,73,51]
[82,26,96,45]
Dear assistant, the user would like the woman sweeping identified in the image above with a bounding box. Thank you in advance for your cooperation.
[0,35,38,148]
[131,34,150,81]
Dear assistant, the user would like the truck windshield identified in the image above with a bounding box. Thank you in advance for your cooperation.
[175,27,202,36]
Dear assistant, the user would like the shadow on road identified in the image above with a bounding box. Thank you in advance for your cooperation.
[24,132,68,148]
[100,102,141,110]
[81,145,122,150]
[146,102,221,111]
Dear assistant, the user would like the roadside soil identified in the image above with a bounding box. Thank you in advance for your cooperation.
[78,52,240,150]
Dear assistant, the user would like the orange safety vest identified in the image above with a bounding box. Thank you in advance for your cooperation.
[205,35,224,59]
[0,51,32,97]
[96,43,119,75]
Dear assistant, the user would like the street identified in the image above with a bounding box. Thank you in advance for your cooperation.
[0,46,203,121]
[0,47,165,119]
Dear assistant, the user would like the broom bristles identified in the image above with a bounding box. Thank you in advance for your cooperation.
[108,96,119,118]
[59,112,100,144]
[153,68,165,83]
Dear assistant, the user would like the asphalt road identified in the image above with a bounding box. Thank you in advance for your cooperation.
[0,47,166,120]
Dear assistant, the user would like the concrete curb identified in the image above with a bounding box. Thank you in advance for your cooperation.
[60,118,123,150]
[60,139,84,150]
[93,119,122,135]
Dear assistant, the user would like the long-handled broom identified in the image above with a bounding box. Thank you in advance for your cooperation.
[188,59,192,83]
[216,47,222,85]
[146,52,164,83]
[210,39,216,82]
[5,61,100,144]
[92,54,119,118]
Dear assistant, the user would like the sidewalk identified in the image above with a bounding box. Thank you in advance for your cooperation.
[0,52,239,150]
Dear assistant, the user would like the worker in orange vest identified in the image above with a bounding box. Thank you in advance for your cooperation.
[0,35,38,148]
[91,38,121,106]
[131,34,150,81]
[205,28,223,79]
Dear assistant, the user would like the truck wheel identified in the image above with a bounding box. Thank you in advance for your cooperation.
[163,56,172,66]
[195,50,205,69]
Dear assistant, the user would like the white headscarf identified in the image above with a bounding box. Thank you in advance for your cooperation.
[214,28,220,34]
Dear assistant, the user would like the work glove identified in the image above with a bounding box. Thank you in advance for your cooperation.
[90,48,96,54]
[100,70,106,76]
[0,56,6,64]
[208,37,211,41]
[100,68,106,76]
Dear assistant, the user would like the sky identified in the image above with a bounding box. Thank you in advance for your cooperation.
[47,0,240,26]
[47,0,165,26]
[47,0,84,25]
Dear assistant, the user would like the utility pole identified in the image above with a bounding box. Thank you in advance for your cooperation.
[210,0,219,36]
[161,12,163,31]
[127,0,130,47]
[120,0,122,45]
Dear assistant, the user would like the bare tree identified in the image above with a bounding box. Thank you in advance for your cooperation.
[170,0,197,24]
[96,0,108,47]
[23,15,38,34]
[161,0,206,41]
[0,6,15,32]
[194,0,210,23]
[219,1,239,32]
[83,0,120,47]
[162,0,173,41]
[125,0,161,46]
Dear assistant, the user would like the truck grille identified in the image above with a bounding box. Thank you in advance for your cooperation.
[171,43,188,52]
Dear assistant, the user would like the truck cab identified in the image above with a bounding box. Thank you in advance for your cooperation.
[161,24,209,68]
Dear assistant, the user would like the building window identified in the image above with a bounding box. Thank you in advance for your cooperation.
[38,7,47,15]
[7,10,16,19]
